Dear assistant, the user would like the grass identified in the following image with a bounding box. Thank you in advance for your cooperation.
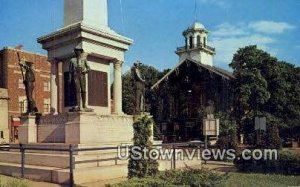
[0,176,29,187]
[221,172,300,187]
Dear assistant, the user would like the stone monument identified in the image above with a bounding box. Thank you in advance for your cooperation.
[0,2,201,183]
[38,0,132,115]
[4,0,135,184]
[32,0,134,145]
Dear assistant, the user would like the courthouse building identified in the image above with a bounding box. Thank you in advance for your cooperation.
[152,22,234,142]
[0,47,51,142]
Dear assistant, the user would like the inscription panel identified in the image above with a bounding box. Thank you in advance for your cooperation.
[88,70,108,107]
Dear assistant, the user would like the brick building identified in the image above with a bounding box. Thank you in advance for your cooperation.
[0,47,51,142]
[0,88,9,143]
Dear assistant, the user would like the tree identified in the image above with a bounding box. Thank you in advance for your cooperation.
[230,45,300,142]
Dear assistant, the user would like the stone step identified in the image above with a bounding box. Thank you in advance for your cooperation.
[0,161,69,184]
[0,152,69,168]
[0,161,128,185]
[74,164,128,184]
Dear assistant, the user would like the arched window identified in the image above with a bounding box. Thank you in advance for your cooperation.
[189,36,193,48]
[197,35,201,46]
[203,37,207,46]
[185,37,188,49]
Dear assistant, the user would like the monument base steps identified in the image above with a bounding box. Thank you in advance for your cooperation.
[0,143,130,184]
[0,149,201,184]
[0,161,128,184]
[0,151,127,169]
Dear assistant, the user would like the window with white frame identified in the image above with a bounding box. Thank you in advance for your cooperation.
[43,98,50,113]
[18,79,25,89]
[18,96,27,113]
[43,81,50,92]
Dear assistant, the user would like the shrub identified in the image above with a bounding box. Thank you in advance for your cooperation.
[128,115,159,178]
[112,167,227,187]
[266,124,281,149]
[215,112,238,150]
[234,150,300,175]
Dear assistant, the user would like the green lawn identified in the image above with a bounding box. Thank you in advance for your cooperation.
[0,176,28,187]
[222,173,300,187]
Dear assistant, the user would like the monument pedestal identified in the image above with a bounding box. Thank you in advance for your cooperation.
[37,112,134,145]
[18,116,37,144]
[0,112,134,184]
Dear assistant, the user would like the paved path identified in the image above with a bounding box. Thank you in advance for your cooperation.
[200,160,237,172]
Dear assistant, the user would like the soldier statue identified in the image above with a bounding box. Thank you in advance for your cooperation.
[19,59,38,115]
[131,62,145,115]
[68,47,92,112]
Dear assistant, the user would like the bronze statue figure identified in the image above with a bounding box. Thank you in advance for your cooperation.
[19,59,38,115]
[132,62,145,115]
[68,47,92,112]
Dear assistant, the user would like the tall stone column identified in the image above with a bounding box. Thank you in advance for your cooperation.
[50,60,58,113]
[113,61,123,114]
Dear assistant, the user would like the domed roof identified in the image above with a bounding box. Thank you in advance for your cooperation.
[188,22,206,30]
[183,22,208,35]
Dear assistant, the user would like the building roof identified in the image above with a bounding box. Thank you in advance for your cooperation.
[183,22,208,35]
[151,58,234,89]
[2,47,47,58]
[189,22,206,30]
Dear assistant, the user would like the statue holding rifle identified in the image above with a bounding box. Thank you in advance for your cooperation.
[19,58,38,115]
[68,47,93,112]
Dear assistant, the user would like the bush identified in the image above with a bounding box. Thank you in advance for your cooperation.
[112,167,227,187]
[234,150,300,175]
[215,112,238,150]
[128,115,159,178]
[266,124,281,149]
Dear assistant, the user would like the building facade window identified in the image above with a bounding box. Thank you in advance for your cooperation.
[189,36,193,48]
[18,96,27,113]
[43,81,50,92]
[197,35,201,46]
[43,98,50,113]
[18,79,25,89]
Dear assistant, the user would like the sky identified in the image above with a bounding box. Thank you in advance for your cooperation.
[0,0,300,72]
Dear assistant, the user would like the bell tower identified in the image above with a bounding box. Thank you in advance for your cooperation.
[175,22,215,66]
